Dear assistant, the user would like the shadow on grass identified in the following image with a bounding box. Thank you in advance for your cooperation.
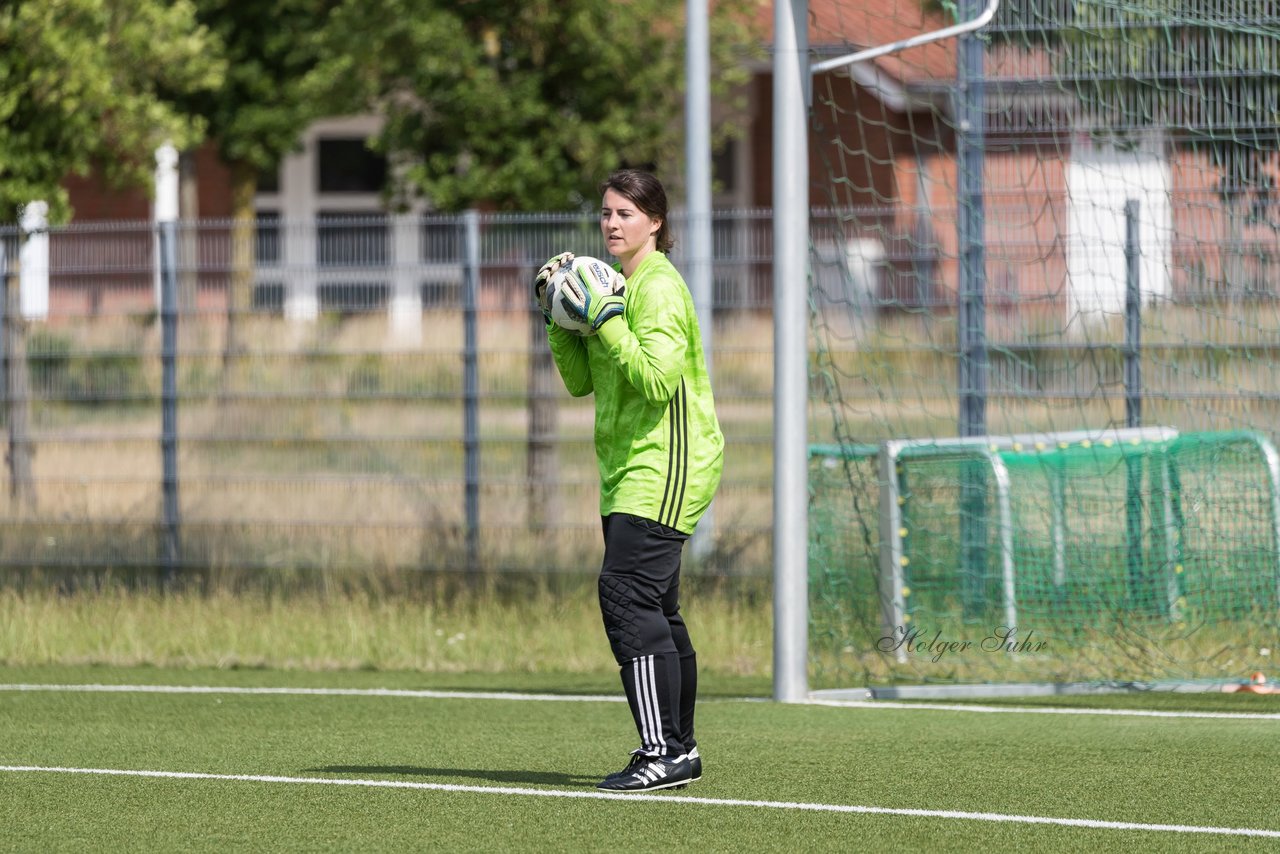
[305,765,598,787]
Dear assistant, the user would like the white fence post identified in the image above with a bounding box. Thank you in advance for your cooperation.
[19,202,48,321]
[388,214,423,347]
[153,143,179,309]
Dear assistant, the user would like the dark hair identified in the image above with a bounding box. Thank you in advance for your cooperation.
[599,169,674,253]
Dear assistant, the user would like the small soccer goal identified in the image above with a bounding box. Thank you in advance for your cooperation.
[809,428,1280,690]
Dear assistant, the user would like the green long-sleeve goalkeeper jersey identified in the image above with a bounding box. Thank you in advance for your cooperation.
[547,251,723,534]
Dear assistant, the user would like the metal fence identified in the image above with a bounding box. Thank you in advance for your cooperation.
[3,206,1280,578]
[0,212,780,578]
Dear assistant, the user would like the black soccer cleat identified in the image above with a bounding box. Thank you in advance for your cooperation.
[600,750,651,784]
[601,747,702,786]
[596,753,692,792]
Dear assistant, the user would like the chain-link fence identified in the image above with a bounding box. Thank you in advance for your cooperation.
[0,211,779,578]
[8,195,1278,584]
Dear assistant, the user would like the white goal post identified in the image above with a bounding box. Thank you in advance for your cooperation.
[771,0,1003,702]
[872,427,1178,662]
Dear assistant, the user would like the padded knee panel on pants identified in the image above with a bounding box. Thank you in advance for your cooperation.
[599,574,643,662]
[599,574,677,664]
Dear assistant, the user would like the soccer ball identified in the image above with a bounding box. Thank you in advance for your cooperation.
[547,256,621,336]
[547,266,594,335]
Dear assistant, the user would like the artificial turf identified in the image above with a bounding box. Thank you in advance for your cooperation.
[3,665,1279,852]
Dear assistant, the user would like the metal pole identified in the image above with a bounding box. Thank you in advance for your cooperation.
[810,0,1000,75]
[686,0,716,561]
[2,230,35,511]
[957,0,989,616]
[957,6,988,443]
[1124,200,1142,428]
[878,444,907,662]
[686,0,713,348]
[0,237,8,457]
[773,0,810,702]
[463,210,481,573]
[158,221,181,581]
[1124,200,1144,609]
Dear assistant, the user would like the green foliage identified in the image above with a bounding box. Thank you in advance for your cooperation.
[27,328,149,406]
[345,353,385,396]
[0,0,225,223]
[178,0,342,176]
[305,0,764,211]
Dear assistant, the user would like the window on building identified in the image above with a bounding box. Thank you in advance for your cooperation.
[318,138,388,194]
[713,139,738,195]
[257,161,280,194]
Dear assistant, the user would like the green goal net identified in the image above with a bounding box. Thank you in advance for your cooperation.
[806,0,1280,691]
[811,430,1280,687]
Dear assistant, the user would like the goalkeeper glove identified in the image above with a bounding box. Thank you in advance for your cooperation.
[557,257,627,332]
[533,251,574,322]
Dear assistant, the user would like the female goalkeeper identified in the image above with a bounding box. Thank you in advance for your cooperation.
[533,169,724,793]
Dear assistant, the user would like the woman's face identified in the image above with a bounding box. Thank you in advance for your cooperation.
[600,188,660,265]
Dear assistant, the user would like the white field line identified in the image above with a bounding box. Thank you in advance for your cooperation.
[0,684,622,703]
[5,683,1280,721]
[805,698,1280,721]
[1,764,1278,839]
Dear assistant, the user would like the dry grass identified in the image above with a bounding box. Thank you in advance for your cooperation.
[0,576,772,677]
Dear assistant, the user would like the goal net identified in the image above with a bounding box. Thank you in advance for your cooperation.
[806,0,1280,691]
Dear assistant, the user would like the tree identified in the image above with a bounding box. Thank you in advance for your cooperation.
[0,0,222,508]
[0,0,223,224]
[305,0,762,211]
[303,0,762,539]
[171,0,344,387]
[179,0,341,212]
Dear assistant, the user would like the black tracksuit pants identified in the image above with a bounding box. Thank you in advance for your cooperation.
[599,513,698,757]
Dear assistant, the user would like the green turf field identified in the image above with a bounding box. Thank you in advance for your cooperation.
[3,666,1280,852]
